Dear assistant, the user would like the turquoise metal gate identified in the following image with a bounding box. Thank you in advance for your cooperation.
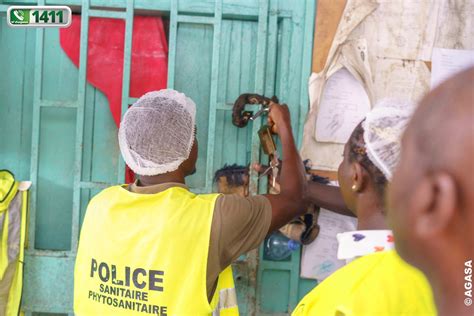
[0,0,316,314]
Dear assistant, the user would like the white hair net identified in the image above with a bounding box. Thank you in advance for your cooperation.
[362,99,414,181]
[118,89,196,176]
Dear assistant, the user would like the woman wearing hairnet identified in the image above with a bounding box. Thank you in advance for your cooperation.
[292,101,437,315]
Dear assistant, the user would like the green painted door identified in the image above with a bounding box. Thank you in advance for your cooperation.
[0,0,316,314]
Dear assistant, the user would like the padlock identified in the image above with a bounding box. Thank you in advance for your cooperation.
[258,125,277,155]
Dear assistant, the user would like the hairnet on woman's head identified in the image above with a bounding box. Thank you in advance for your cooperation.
[362,99,415,181]
[118,89,196,176]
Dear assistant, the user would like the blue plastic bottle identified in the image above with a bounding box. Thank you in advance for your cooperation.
[264,232,300,261]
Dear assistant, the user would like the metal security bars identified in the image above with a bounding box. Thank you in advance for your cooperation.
[167,0,226,194]
[28,0,136,254]
[0,0,316,313]
[167,0,270,197]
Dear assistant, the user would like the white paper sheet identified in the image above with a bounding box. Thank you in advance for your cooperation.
[300,209,358,281]
[300,0,378,171]
[431,48,474,89]
[315,68,371,144]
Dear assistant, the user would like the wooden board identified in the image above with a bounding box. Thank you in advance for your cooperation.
[312,0,347,73]
[310,0,347,179]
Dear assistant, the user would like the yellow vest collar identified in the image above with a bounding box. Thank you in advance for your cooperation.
[0,170,18,212]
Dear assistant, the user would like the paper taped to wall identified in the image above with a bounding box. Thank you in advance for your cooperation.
[315,68,371,144]
[431,48,474,89]
[301,209,358,281]
[300,38,375,170]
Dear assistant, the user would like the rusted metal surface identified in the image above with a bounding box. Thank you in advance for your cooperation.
[232,93,278,128]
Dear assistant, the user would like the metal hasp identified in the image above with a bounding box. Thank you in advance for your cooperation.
[232,93,278,127]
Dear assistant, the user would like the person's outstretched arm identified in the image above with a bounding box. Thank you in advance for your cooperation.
[305,182,354,217]
[254,162,353,217]
[263,103,308,233]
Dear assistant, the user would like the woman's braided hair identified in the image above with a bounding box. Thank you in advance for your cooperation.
[348,121,388,202]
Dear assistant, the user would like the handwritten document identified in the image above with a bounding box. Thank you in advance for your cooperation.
[300,0,377,171]
[431,48,474,89]
[315,68,371,144]
[301,209,358,281]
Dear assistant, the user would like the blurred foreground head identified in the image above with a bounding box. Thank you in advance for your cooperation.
[389,67,474,315]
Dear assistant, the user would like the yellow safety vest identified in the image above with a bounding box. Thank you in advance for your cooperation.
[74,185,239,316]
[292,250,436,316]
[0,170,29,316]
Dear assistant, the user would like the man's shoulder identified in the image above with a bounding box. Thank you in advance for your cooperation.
[195,192,221,202]
[213,194,272,224]
[215,194,271,209]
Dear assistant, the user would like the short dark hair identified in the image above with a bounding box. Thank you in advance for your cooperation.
[213,164,248,187]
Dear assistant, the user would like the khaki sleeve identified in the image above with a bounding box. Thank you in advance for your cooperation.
[206,194,272,300]
[213,194,272,269]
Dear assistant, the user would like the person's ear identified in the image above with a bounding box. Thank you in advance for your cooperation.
[412,172,457,238]
[350,162,364,193]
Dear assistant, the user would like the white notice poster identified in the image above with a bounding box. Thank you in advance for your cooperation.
[315,68,371,144]
[300,209,358,281]
[431,48,474,89]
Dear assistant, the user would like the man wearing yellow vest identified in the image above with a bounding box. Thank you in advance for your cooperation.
[74,89,307,315]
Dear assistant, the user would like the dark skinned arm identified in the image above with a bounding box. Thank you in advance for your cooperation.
[305,181,355,217]
[263,103,308,234]
[254,160,354,217]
